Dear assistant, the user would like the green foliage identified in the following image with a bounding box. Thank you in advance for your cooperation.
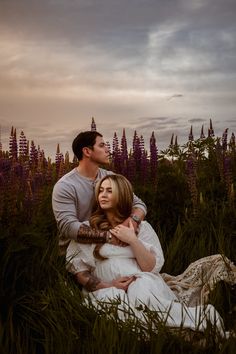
[1,129,236,353]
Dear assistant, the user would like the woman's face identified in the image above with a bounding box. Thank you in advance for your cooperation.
[98,179,117,211]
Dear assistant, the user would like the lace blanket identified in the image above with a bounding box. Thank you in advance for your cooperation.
[161,254,236,306]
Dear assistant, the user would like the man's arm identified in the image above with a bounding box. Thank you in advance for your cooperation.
[130,194,147,230]
[75,271,135,292]
[52,181,111,245]
[132,193,147,216]
[77,224,111,244]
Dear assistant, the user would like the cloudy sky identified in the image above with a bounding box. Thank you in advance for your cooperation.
[0,0,236,158]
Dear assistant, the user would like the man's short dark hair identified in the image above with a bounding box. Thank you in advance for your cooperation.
[72,131,103,160]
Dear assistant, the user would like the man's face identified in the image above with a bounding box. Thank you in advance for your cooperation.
[89,136,110,165]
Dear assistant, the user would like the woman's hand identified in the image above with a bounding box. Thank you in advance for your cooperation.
[110,220,138,245]
[111,276,135,291]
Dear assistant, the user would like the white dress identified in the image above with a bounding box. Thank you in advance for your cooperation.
[66,221,224,333]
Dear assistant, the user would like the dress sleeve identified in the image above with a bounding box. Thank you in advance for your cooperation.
[66,240,96,274]
[138,221,165,274]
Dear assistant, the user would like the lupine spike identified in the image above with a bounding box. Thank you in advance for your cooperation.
[186,151,198,215]
[174,136,178,147]
[208,118,215,137]
[91,117,97,131]
[19,130,28,159]
[200,125,205,139]
[29,140,38,166]
[140,135,145,154]
[9,126,18,160]
[150,131,158,184]
[222,128,228,151]
[170,133,174,147]
[112,132,121,173]
[189,125,194,141]
[0,125,2,154]
[121,129,128,162]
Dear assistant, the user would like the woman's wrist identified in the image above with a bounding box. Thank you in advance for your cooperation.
[128,235,139,246]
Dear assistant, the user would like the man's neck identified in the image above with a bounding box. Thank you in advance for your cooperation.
[77,161,99,180]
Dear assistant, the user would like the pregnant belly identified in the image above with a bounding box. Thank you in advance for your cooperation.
[94,258,141,282]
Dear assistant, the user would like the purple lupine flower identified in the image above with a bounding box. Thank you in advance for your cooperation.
[132,130,138,151]
[150,131,158,183]
[112,132,121,173]
[0,170,4,217]
[229,132,235,153]
[64,151,71,173]
[112,132,119,153]
[91,117,97,131]
[174,135,178,147]
[0,125,2,155]
[120,129,128,176]
[200,125,205,139]
[55,143,64,177]
[186,151,198,215]
[208,118,215,137]
[140,149,148,184]
[45,157,53,185]
[106,141,111,161]
[121,129,128,162]
[9,126,18,160]
[29,140,38,167]
[127,154,136,183]
[9,126,13,156]
[222,128,228,152]
[169,133,174,147]
[140,135,145,154]
[188,125,194,141]
[19,130,28,159]
[133,134,142,166]
[37,146,44,171]
[223,155,233,201]
[215,137,224,183]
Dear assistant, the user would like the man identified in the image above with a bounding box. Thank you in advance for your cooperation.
[52,131,147,256]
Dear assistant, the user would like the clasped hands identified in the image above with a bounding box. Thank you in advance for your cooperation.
[111,275,136,291]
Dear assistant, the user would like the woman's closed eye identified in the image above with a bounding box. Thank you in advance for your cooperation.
[99,188,112,193]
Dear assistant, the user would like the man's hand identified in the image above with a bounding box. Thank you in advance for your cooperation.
[122,216,139,233]
[111,276,135,291]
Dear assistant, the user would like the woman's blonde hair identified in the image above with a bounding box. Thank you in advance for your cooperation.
[89,174,133,259]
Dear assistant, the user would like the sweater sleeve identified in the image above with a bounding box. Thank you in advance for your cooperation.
[52,181,83,241]
[132,193,147,215]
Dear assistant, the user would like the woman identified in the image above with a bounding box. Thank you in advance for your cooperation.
[66,174,234,333]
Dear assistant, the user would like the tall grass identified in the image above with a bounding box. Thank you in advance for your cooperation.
[1,123,236,353]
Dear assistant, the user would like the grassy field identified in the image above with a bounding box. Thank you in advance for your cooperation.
[1,127,236,353]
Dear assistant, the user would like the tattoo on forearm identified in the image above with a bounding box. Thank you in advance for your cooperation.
[77,224,108,244]
[82,271,101,292]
